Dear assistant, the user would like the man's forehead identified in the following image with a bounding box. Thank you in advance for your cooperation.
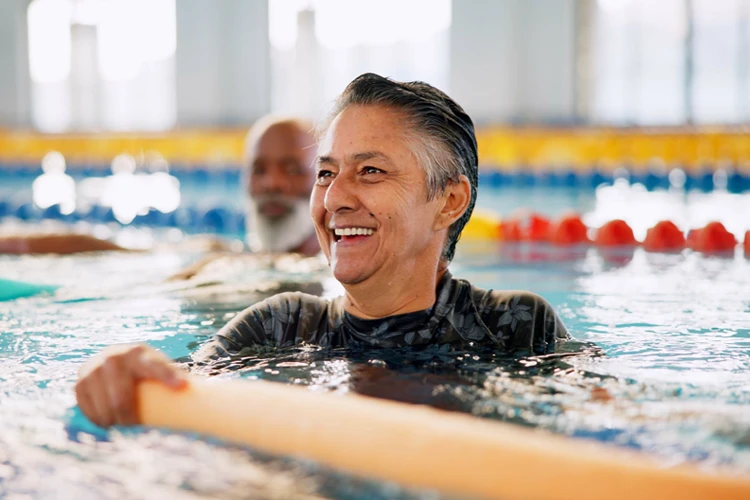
[246,117,311,146]
[249,128,315,160]
[259,125,309,147]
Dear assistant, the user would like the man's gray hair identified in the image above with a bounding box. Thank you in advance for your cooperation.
[321,73,478,262]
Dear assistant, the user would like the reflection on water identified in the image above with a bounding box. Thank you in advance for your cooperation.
[80,153,181,224]
[0,244,749,498]
[29,151,182,225]
[32,151,76,214]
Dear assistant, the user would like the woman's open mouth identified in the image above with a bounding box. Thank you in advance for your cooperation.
[333,227,375,244]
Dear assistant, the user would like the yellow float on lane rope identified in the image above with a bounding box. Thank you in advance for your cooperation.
[138,378,750,500]
[461,209,502,240]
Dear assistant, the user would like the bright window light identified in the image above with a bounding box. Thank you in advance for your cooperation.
[597,0,631,13]
[98,0,176,81]
[27,0,72,83]
[269,0,310,50]
[269,0,451,50]
[314,0,451,49]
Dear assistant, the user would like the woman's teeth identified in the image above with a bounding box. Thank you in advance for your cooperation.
[334,228,374,236]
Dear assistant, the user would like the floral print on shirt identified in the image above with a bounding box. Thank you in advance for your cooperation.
[196,271,569,361]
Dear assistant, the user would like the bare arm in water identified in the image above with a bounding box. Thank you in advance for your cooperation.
[0,234,126,255]
[0,232,238,259]
[164,253,226,281]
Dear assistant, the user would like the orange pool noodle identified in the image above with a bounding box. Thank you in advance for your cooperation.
[137,378,750,500]
[594,219,637,247]
[643,221,686,252]
[743,231,749,255]
[687,222,737,253]
[548,214,590,245]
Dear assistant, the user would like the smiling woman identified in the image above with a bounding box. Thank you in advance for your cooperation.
[74,73,571,428]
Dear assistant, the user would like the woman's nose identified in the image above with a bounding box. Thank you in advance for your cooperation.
[324,172,360,213]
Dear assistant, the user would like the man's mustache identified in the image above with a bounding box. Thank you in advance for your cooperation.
[252,195,298,211]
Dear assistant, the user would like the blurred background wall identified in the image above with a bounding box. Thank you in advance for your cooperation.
[1,0,749,232]
[4,0,750,131]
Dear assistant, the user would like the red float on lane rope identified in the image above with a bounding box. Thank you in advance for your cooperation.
[523,214,551,242]
[687,222,737,253]
[643,221,686,252]
[594,219,638,247]
[548,214,590,245]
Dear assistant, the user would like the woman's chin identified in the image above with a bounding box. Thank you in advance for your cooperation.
[332,264,371,286]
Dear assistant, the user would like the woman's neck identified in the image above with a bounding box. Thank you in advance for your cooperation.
[342,266,448,320]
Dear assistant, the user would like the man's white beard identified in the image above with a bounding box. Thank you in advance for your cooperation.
[246,196,316,253]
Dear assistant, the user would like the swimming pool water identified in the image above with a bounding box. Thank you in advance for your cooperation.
[0,187,749,499]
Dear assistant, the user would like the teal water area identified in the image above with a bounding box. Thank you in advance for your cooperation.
[0,278,58,302]
[0,245,748,499]
[0,185,749,498]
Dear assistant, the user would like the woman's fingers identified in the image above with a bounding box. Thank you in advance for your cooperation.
[76,367,116,427]
[103,358,139,426]
[75,344,187,427]
[131,348,188,390]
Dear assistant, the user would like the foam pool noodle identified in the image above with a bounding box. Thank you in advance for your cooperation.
[137,377,750,500]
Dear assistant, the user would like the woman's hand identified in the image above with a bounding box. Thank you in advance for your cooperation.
[75,344,187,427]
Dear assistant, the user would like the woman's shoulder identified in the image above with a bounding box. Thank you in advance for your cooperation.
[457,278,568,344]
[453,276,553,313]
[245,291,332,318]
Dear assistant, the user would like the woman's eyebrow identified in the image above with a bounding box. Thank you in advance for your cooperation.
[348,151,393,164]
[316,151,393,167]
[316,155,337,167]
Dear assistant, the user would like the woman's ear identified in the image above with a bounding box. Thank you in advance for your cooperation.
[434,175,471,231]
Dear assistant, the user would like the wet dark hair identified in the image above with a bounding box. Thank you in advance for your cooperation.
[322,73,478,262]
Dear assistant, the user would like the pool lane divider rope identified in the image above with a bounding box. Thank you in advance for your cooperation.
[463,211,749,254]
[137,377,750,500]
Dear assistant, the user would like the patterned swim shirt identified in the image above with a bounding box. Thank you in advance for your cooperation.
[196,271,569,360]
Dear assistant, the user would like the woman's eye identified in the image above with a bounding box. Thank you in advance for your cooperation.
[316,170,334,185]
[362,166,383,175]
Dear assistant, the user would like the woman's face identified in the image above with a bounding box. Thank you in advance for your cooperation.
[310,105,447,286]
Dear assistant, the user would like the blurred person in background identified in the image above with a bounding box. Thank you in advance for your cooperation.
[169,116,320,280]
[0,116,320,275]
